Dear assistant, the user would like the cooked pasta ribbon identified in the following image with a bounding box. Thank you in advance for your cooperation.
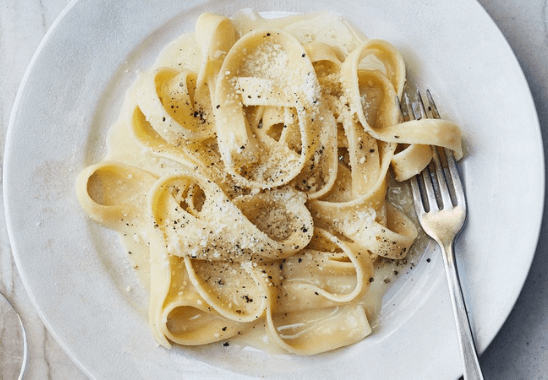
[76,161,158,233]
[76,10,463,355]
[214,28,322,189]
[148,172,313,262]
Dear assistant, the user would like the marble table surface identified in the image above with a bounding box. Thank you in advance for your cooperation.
[1,0,547,378]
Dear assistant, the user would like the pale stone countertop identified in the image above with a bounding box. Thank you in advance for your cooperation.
[1,0,547,378]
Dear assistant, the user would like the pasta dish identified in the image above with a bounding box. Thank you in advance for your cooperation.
[76,10,462,355]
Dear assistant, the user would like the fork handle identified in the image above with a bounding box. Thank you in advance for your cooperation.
[440,239,484,380]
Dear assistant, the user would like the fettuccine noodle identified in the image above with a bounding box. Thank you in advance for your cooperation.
[76,10,461,355]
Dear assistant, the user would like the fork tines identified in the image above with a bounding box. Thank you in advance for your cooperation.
[401,90,466,214]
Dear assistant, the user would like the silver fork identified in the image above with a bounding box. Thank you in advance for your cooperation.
[400,90,484,380]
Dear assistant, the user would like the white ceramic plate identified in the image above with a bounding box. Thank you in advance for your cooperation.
[4,0,543,379]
